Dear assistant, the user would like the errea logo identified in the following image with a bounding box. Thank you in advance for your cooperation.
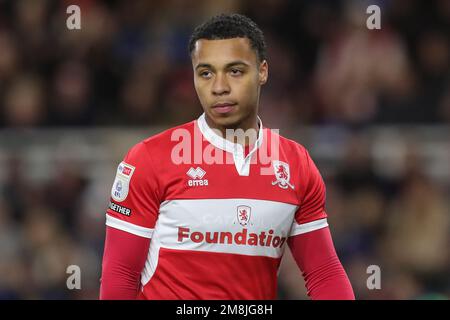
[186,167,209,187]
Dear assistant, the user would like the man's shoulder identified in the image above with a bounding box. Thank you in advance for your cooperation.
[143,119,196,145]
[267,129,322,189]
[267,128,309,158]
[128,120,196,155]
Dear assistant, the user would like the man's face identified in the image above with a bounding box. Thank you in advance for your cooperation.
[191,38,268,130]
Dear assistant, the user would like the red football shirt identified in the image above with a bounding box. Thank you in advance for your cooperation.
[105,113,328,299]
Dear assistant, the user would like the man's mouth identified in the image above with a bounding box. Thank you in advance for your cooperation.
[212,102,237,114]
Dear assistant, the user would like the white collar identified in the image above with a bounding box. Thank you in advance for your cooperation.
[197,112,264,155]
[197,113,264,176]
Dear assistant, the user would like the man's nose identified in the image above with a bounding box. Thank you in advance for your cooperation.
[211,73,230,95]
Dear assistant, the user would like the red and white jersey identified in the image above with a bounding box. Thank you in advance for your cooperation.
[105,113,328,299]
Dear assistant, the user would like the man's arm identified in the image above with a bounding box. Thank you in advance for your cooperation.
[100,226,150,299]
[288,226,355,300]
[100,142,160,299]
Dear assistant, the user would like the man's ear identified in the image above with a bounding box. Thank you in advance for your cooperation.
[259,60,268,85]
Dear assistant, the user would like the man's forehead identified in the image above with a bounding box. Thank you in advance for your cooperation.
[192,38,257,65]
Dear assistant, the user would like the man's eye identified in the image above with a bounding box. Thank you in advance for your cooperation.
[230,69,243,76]
[200,71,212,78]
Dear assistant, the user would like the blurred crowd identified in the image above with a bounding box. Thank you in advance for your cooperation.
[0,0,449,128]
[0,0,448,299]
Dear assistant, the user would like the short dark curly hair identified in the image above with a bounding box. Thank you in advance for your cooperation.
[188,13,267,62]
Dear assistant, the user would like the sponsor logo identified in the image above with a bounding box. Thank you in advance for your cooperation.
[111,161,135,202]
[271,160,294,190]
[108,201,132,216]
[176,205,287,248]
[177,227,286,248]
[109,201,131,217]
[186,166,209,187]
[119,164,133,176]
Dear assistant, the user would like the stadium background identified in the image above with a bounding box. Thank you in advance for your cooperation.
[0,0,448,299]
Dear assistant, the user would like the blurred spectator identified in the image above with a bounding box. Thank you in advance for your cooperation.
[381,169,449,290]
[48,61,93,126]
[2,75,46,127]
[0,30,20,84]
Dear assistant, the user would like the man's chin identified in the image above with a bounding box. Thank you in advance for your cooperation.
[206,112,242,129]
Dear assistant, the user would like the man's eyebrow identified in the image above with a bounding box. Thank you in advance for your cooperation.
[195,63,212,71]
[225,61,250,68]
[195,61,250,71]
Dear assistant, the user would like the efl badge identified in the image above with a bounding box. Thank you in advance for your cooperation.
[111,161,135,202]
[272,160,294,190]
[237,205,251,227]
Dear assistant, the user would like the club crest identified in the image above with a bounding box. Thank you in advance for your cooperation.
[237,205,251,227]
[272,160,294,190]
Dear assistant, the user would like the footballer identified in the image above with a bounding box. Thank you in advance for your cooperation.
[100,13,355,300]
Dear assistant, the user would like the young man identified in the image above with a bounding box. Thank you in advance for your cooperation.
[100,13,354,300]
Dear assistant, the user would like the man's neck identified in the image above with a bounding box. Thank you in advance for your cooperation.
[205,113,259,147]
